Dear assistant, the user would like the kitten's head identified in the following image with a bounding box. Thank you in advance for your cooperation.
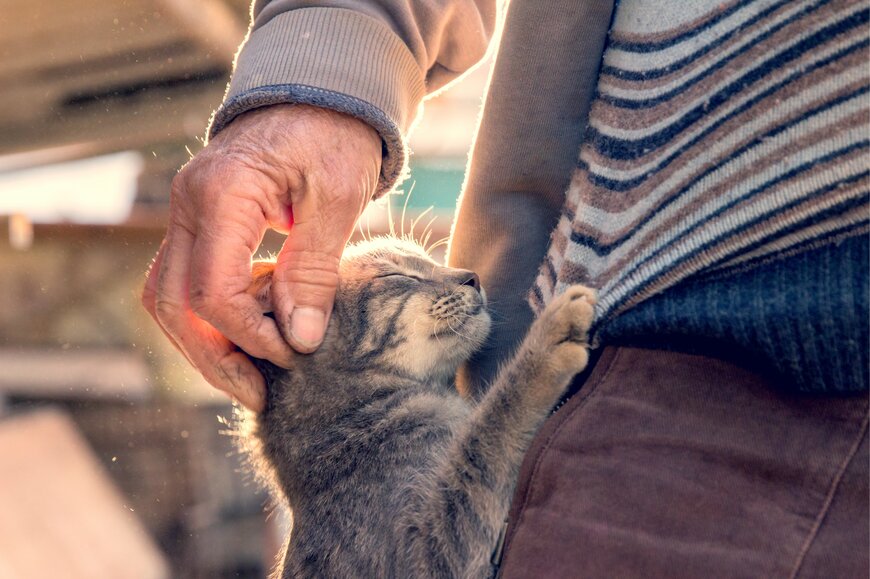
[257,237,491,382]
[333,237,491,381]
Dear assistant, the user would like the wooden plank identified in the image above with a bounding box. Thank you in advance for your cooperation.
[0,22,187,79]
[0,410,170,579]
[0,0,158,45]
[157,0,247,61]
[0,348,151,400]
[1,49,223,124]
[0,83,225,156]
[0,0,150,30]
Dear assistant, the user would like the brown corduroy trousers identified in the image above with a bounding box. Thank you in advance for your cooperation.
[499,347,869,578]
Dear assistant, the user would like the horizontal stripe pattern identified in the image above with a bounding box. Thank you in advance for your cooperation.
[602,0,805,81]
[533,0,870,361]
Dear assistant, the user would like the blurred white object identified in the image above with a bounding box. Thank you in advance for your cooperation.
[0,151,142,224]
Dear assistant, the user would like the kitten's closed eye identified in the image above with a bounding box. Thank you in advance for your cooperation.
[376,273,422,282]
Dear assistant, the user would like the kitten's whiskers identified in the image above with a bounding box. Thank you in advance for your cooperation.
[445,315,474,341]
[399,183,415,239]
[409,206,433,244]
[386,192,396,238]
[426,236,451,254]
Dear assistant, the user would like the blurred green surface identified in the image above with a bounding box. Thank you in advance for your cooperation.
[398,158,466,213]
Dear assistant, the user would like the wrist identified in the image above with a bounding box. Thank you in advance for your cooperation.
[220,104,381,167]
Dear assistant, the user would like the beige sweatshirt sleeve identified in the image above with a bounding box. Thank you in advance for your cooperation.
[209,1,498,194]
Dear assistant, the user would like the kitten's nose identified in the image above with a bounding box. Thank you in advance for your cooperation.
[460,271,481,291]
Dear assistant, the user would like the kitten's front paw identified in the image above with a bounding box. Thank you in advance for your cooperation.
[533,285,596,379]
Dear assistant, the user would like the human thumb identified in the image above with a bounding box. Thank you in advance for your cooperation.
[270,209,356,354]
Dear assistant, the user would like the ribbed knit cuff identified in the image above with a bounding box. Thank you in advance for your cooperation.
[208,8,426,197]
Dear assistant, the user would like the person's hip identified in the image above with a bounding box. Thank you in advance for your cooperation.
[498,346,869,578]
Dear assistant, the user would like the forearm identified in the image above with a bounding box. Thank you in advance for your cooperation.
[211,0,497,195]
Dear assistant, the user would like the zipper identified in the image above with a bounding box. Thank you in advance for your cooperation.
[550,349,602,416]
[492,352,605,576]
[550,376,582,416]
[550,394,571,415]
[489,519,509,578]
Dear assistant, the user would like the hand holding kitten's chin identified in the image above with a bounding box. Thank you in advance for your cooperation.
[141,104,382,410]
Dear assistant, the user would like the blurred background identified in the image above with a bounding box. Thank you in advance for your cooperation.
[0,2,491,577]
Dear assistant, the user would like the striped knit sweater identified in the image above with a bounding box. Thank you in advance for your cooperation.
[532,0,869,391]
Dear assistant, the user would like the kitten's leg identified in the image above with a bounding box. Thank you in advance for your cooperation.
[399,285,595,578]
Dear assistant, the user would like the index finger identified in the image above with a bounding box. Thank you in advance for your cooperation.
[154,224,267,411]
[142,239,195,367]
[187,211,295,367]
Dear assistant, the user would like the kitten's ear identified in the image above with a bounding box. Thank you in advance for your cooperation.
[248,260,276,314]
[248,261,299,372]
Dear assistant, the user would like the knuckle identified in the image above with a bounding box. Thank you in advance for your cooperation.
[280,267,339,289]
[277,251,340,279]
[213,357,237,387]
[141,285,156,311]
[154,296,182,322]
[173,160,226,202]
[169,172,189,199]
[278,274,338,306]
[221,306,262,340]
[238,310,262,334]
[189,286,219,318]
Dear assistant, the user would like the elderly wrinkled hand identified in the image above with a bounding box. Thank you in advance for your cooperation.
[142,104,382,411]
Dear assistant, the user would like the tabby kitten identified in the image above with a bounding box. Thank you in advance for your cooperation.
[242,237,595,578]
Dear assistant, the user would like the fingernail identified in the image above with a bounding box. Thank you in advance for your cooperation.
[289,307,327,349]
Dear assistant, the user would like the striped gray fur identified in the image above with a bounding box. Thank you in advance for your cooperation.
[239,238,595,578]
[532,0,870,345]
